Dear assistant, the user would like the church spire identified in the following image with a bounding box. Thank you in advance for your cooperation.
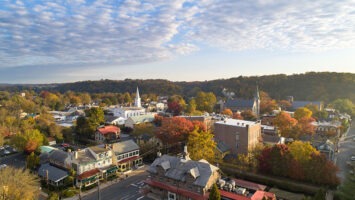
[134,87,141,107]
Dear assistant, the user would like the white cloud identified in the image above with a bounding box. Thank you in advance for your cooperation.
[188,0,355,51]
[0,0,354,79]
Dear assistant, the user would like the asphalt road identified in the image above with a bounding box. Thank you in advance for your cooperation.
[0,152,26,169]
[82,172,151,200]
[336,122,355,182]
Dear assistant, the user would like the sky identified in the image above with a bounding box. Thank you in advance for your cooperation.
[0,0,355,84]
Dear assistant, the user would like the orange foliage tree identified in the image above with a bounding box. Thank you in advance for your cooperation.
[273,112,298,137]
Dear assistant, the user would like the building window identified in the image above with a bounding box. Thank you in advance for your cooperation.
[168,192,176,200]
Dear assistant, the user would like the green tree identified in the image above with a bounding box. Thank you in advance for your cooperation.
[186,98,197,114]
[209,183,221,200]
[187,129,216,162]
[86,107,105,128]
[123,92,132,105]
[11,129,45,153]
[335,176,355,200]
[331,98,355,116]
[47,192,60,200]
[195,92,216,113]
[26,152,40,170]
[0,166,40,200]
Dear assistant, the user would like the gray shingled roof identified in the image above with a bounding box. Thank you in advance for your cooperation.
[112,140,139,154]
[49,150,70,165]
[38,163,68,182]
[148,155,219,188]
[225,99,254,108]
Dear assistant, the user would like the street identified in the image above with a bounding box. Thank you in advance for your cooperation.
[335,122,355,182]
[0,152,26,169]
[82,172,151,200]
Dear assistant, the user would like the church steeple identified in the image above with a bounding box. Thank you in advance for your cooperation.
[254,84,260,119]
[134,87,141,108]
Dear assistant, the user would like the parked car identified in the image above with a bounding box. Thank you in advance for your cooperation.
[0,164,7,169]
[351,156,355,161]
[3,150,10,155]
[0,146,4,150]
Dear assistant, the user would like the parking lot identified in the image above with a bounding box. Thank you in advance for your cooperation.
[0,145,17,157]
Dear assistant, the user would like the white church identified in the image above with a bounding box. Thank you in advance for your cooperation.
[111,87,146,119]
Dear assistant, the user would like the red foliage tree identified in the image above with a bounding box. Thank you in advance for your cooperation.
[168,101,183,116]
[232,112,244,120]
[156,117,195,144]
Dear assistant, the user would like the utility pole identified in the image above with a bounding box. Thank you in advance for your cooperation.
[97,176,100,200]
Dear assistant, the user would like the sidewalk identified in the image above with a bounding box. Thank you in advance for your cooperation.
[63,165,148,200]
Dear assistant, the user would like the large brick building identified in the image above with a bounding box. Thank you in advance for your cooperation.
[214,119,261,155]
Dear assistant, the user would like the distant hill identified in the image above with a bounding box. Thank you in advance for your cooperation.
[1,72,354,103]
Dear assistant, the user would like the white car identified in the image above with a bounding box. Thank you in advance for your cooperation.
[0,164,7,169]
[3,150,10,155]
[351,156,355,161]
[0,146,4,150]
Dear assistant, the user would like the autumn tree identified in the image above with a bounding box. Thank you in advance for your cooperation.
[221,109,233,117]
[186,98,197,114]
[288,141,318,165]
[294,107,313,121]
[241,110,257,121]
[209,183,221,200]
[167,95,186,116]
[11,129,45,153]
[187,129,216,162]
[156,117,194,144]
[195,92,216,113]
[273,112,297,137]
[260,91,278,114]
[0,167,40,200]
[278,100,292,110]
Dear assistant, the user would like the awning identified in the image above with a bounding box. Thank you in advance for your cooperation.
[107,166,118,173]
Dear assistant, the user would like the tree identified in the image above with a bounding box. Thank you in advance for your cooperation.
[241,110,257,121]
[0,166,40,200]
[187,129,216,162]
[221,109,233,117]
[132,123,154,139]
[167,95,186,116]
[123,92,132,105]
[288,141,318,165]
[11,129,45,153]
[48,192,60,200]
[186,98,197,114]
[209,183,221,200]
[278,100,292,110]
[273,112,298,137]
[26,152,40,170]
[260,91,278,114]
[335,176,355,200]
[195,92,216,113]
[331,98,355,116]
[294,107,313,121]
[0,131,4,146]
[156,117,194,144]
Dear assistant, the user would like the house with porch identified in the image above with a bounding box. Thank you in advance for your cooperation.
[71,146,117,187]
[110,140,143,172]
[38,163,69,187]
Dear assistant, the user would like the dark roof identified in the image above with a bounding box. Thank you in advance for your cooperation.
[291,101,322,109]
[225,99,254,108]
[148,155,219,188]
[49,150,70,164]
[38,163,68,182]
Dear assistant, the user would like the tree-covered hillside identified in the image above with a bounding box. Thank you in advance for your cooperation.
[1,72,354,103]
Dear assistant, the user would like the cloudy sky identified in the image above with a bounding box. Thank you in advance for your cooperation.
[1,0,354,83]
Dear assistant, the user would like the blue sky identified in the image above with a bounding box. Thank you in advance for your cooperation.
[0,0,354,83]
